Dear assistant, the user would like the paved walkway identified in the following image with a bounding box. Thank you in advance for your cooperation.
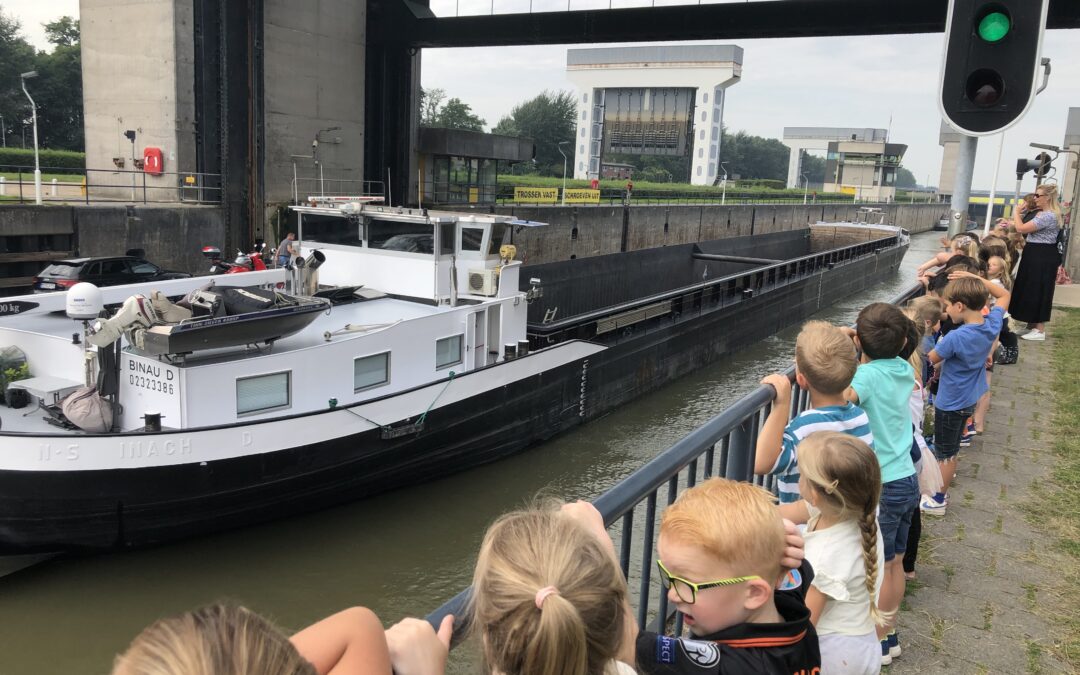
[891,306,1074,674]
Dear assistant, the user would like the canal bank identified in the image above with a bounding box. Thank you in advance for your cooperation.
[0,230,941,674]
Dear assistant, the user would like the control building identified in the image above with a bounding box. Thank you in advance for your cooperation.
[937,121,963,200]
[565,46,742,186]
[783,127,905,202]
[1063,107,1080,207]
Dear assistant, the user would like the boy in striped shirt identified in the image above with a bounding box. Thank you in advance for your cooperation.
[754,321,874,503]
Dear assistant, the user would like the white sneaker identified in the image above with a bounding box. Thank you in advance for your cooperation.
[1021,329,1046,341]
[920,494,948,516]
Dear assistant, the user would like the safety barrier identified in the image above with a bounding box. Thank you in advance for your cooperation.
[0,165,221,205]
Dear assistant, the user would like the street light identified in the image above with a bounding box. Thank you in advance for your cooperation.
[0,114,5,148]
[20,70,41,205]
[720,161,728,205]
[557,141,570,206]
[800,172,809,205]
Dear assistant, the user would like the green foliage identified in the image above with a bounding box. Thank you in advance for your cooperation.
[801,153,826,184]
[0,11,82,151]
[0,147,85,172]
[419,88,445,126]
[494,91,577,177]
[432,98,485,132]
[896,166,918,188]
[718,127,791,182]
[1,362,29,396]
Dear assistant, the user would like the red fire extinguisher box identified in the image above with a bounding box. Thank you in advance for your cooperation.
[143,147,164,176]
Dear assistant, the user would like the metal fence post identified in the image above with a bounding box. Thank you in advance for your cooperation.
[725,418,754,482]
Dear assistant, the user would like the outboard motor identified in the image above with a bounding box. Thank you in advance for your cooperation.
[297,250,326,296]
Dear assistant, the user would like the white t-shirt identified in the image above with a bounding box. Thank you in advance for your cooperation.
[804,504,885,636]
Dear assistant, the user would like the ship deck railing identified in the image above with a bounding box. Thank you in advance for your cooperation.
[528,229,904,344]
[427,280,924,640]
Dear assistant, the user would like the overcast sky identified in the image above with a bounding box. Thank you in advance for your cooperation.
[6,0,1078,192]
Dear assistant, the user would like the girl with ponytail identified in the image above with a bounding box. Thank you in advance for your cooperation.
[469,502,637,675]
[797,431,888,674]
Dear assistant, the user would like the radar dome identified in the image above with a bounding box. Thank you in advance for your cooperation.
[66,282,104,320]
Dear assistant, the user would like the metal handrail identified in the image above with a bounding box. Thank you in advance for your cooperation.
[426,280,924,638]
[0,164,222,204]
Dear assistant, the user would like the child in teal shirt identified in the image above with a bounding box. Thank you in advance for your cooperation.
[843,302,919,664]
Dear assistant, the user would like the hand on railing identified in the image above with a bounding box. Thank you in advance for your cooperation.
[385,615,453,675]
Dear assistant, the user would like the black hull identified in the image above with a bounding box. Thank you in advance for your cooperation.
[0,245,905,553]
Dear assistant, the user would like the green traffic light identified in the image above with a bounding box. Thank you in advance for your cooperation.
[977,10,1011,42]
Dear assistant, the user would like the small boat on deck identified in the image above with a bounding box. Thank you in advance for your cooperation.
[0,202,908,554]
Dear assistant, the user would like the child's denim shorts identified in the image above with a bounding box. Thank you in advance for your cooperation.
[934,405,975,461]
[879,474,920,561]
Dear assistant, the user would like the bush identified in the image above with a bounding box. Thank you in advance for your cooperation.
[0,148,86,174]
[734,178,786,190]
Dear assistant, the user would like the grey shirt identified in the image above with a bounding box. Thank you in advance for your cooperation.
[277,238,294,258]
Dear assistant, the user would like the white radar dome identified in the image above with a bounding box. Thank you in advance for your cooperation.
[66,282,104,320]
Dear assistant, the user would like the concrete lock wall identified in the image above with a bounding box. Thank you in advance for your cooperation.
[490,202,943,265]
[81,0,197,200]
[263,0,367,206]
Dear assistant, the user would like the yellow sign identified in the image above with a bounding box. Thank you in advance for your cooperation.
[839,185,857,195]
[514,187,558,203]
[564,188,600,204]
[468,187,479,204]
[184,175,196,185]
[969,196,1006,204]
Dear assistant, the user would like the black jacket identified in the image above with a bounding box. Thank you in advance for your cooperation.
[635,563,820,675]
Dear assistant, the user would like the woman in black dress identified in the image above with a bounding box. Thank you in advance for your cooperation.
[1009,184,1062,341]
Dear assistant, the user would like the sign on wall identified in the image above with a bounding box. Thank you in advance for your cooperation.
[513,187,559,203]
[564,189,600,204]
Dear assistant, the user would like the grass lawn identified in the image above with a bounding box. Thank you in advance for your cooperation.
[1029,307,1080,668]
[0,171,83,183]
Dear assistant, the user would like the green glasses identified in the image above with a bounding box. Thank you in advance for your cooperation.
[656,559,760,604]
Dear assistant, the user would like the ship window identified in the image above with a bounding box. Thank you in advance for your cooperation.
[354,352,390,392]
[368,218,434,254]
[488,224,507,255]
[436,334,463,369]
[461,227,484,252]
[440,223,455,255]
[236,371,291,416]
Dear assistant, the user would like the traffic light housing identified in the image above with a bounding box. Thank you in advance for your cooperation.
[939,0,1050,136]
[1015,152,1053,180]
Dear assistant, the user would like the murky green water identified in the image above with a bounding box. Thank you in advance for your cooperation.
[0,231,942,675]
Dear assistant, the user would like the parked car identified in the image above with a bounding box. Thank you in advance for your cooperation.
[32,256,192,293]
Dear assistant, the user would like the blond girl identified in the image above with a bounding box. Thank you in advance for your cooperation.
[798,431,887,674]
[112,603,394,675]
[917,234,979,279]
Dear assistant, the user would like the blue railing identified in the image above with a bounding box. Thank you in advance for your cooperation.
[426,280,924,640]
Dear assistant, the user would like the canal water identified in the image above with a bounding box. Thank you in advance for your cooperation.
[0,230,943,674]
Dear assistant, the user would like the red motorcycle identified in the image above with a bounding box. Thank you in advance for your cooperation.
[202,243,269,275]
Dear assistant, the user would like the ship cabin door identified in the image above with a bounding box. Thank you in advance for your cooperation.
[470,310,487,368]
[486,304,501,365]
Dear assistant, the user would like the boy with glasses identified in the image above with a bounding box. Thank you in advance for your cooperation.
[636,478,820,674]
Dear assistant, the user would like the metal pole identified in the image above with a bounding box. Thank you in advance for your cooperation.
[557,142,569,206]
[948,135,978,238]
[984,132,1005,236]
[0,114,5,147]
[21,76,41,205]
[130,139,137,202]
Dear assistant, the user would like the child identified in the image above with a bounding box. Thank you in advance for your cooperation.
[113,603,394,675]
[916,234,979,280]
[798,431,886,674]
[922,272,1009,517]
[636,478,820,674]
[842,302,919,662]
[755,321,874,504]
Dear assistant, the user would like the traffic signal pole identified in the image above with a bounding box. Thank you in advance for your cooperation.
[949,135,978,238]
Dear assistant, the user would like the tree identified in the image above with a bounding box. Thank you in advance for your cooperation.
[32,16,83,150]
[419,87,445,126]
[494,91,576,176]
[432,98,485,132]
[895,166,917,188]
[717,128,790,182]
[0,6,36,149]
[800,153,826,184]
[43,16,78,47]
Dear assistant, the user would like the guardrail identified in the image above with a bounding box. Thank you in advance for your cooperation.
[426,280,924,639]
[0,165,222,205]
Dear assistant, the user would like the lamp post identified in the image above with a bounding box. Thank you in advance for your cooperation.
[557,141,569,206]
[0,114,5,147]
[800,172,809,205]
[20,70,41,205]
[720,162,728,205]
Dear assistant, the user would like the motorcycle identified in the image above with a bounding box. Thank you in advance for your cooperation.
[202,243,269,275]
